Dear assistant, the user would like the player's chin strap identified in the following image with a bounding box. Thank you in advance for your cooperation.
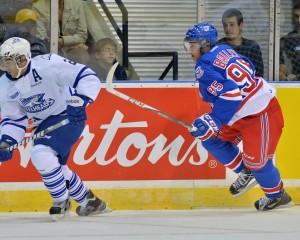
[15,62,29,79]
[15,67,24,78]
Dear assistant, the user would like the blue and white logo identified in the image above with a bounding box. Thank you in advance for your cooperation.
[20,93,54,113]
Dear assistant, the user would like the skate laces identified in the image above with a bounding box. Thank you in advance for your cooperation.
[258,197,272,209]
[233,169,252,188]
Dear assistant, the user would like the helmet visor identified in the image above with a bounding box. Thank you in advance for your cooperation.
[0,57,15,71]
[0,55,27,73]
[184,37,211,51]
[184,41,200,52]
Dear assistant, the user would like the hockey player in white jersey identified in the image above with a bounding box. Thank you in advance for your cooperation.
[0,37,112,220]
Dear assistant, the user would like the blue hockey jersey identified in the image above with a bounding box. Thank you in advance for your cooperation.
[195,44,275,126]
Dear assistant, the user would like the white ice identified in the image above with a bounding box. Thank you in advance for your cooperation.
[0,206,299,240]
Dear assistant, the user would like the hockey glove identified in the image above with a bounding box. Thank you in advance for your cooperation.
[0,135,17,163]
[190,114,221,141]
[66,94,90,126]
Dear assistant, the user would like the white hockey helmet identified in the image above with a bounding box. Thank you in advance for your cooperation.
[0,37,31,78]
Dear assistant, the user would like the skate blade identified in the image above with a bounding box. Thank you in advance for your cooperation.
[276,201,295,210]
[90,206,113,216]
[233,180,258,198]
[50,210,70,222]
[258,201,296,211]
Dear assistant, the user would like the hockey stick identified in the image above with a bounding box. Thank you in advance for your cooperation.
[106,64,258,197]
[6,119,69,152]
[105,62,197,132]
[3,95,85,152]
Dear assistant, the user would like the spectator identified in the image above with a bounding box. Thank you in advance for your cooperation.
[0,0,37,24]
[279,1,300,81]
[32,0,88,59]
[0,16,5,43]
[0,17,5,76]
[88,38,128,81]
[217,8,264,78]
[4,8,48,57]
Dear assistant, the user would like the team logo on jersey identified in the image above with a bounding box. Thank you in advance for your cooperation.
[20,93,54,113]
[195,66,204,79]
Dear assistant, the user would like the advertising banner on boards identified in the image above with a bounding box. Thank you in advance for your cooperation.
[0,86,225,182]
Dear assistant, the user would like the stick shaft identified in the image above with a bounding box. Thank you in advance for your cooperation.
[7,119,69,151]
[106,63,196,131]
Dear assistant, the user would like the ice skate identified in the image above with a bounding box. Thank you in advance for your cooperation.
[49,197,71,221]
[230,168,257,198]
[254,188,294,211]
[76,190,112,216]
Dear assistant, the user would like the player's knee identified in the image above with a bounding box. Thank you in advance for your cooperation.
[61,165,73,180]
[31,144,60,174]
[246,159,274,173]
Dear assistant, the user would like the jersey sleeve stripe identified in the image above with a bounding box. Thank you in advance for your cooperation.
[219,90,242,101]
[1,122,27,132]
[79,72,98,80]
[73,66,89,88]
[1,116,28,124]
[237,79,263,111]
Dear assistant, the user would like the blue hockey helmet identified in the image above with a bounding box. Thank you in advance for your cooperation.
[184,22,218,50]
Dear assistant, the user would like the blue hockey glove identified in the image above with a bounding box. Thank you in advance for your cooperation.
[66,94,90,126]
[190,114,221,141]
[0,135,18,163]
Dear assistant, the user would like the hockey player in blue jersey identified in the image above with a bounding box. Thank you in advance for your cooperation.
[184,22,293,211]
[0,37,112,220]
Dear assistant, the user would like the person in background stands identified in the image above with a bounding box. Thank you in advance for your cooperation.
[88,37,127,81]
[0,16,5,43]
[32,0,88,60]
[0,8,47,77]
[217,8,264,78]
[0,0,37,24]
[4,8,48,57]
[0,17,5,76]
[279,1,300,81]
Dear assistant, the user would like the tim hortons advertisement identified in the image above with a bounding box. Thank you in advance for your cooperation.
[0,86,225,182]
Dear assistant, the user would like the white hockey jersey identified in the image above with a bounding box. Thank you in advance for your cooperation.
[0,53,101,142]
